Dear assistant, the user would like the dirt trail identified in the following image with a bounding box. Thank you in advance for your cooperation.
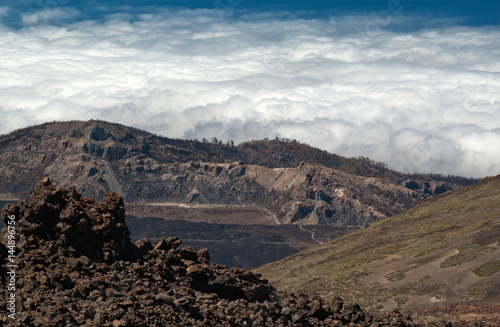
[299,225,324,244]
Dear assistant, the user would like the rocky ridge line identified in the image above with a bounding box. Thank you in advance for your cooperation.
[0,120,469,227]
[0,178,423,326]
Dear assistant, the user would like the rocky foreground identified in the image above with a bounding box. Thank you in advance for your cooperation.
[1,179,431,326]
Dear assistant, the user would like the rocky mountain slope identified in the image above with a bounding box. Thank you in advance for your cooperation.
[0,120,472,226]
[0,178,421,326]
[256,174,500,324]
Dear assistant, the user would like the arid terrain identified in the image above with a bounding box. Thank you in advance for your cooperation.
[2,198,357,268]
[0,120,474,227]
[0,178,420,326]
[2,198,355,269]
[125,203,279,226]
[2,120,496,325]
[256,174,500,325]
[125,203,357,268]
[0,120,471,270]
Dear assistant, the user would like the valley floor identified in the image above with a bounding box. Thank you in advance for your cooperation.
[125,202,358,269]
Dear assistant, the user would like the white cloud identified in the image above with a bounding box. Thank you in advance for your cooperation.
[0,9,499,178]
[21,7,80,26]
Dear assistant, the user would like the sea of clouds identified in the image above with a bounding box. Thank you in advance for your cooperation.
[0,5,499,177]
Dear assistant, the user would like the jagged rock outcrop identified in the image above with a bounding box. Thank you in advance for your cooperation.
[0,179,421,326]
[0,120,472,227]
[135,161,447,225]
[2,177,133,263]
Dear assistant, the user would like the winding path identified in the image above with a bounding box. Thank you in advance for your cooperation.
[299,225,324,244]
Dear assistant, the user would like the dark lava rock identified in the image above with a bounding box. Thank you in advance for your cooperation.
[0,178,423,326]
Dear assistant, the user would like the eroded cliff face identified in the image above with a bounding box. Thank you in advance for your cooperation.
[0,120,463,226]
[0,179,419,327]
[129,160,431,226]
[48,155,453,226]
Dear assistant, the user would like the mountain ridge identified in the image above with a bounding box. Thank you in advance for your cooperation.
[0,120,475,226]
[0,120,478,184]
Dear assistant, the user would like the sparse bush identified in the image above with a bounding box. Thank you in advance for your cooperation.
[385,270,406,282]
[473,260,500,277]
[440,243,495,268]
[460,281,493,300]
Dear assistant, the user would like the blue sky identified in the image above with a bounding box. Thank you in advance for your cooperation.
[0,0,499,177]
[3,0,499,28]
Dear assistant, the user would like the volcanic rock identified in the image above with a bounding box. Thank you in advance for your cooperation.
[0,179,423,326]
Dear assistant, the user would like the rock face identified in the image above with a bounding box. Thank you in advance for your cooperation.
[0,120,472,227]
[126,160,430,226]
[0,179,420,326]
[2,177,133,263]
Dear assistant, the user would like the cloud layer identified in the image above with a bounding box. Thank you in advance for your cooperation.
[1,7,499,177]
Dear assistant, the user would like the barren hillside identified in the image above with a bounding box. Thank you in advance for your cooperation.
[0,120,471,226]
[256,174,500,324]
